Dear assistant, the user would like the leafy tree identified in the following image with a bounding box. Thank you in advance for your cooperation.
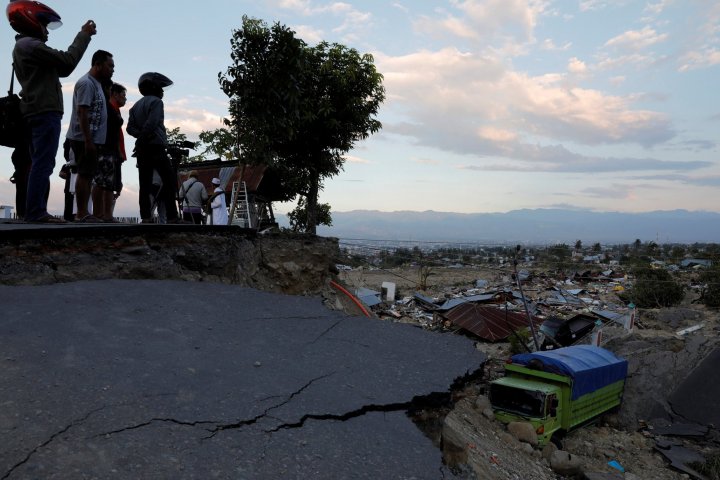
[219,16,385,233]
[670,245,686,263]
[645,241,659,257]
[195,127,237,161]
[287,197,332,232]
[620,267,684,308]
[699,267,720,308]
[592,242,602,253]
[574,240,582,251]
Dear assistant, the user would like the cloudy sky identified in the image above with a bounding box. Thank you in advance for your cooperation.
[0,0,718,218]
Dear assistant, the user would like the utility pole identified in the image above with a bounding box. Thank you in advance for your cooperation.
[514,245,540,351]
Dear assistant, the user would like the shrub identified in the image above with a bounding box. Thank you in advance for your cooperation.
[620,267,684,308]
[699,267,720,308]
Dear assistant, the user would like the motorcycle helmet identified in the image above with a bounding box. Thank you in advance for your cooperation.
[6,0,62,39]
[138,72,173,96]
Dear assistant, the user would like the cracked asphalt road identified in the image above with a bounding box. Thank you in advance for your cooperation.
[0,280,485,479]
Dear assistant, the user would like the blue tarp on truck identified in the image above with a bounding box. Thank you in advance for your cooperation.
[511,345,628,400]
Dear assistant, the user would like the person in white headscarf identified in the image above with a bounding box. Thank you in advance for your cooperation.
[208,177,228,225]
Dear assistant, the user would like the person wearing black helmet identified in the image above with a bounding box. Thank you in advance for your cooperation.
[8,0,97,222]
[126,72,183,223]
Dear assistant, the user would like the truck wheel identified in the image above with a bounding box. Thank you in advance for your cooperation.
[550,435,563,450]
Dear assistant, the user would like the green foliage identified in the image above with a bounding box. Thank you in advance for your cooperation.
[620,267,684,308]
[219,16,385,233]
[549,243,570,259]
[699,267,720,308]
[287,197,332,232]
[418,265,434,291]
[509,328,530,354]
[166,127,191,145]
[195,128,237,161]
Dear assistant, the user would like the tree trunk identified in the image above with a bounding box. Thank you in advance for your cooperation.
[306,174,319,235]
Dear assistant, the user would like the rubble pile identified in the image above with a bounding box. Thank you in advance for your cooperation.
[339,265,720,479]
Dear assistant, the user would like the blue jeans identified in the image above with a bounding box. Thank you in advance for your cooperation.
[25,112,61,221]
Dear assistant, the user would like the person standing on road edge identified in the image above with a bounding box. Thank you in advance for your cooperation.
[8,0,96,223]
[108,82,127,221]
[126,72,184,224]
[66,49,114,222]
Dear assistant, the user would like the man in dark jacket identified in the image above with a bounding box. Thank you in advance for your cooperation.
[127,72,184,224]
[8,1,96,222]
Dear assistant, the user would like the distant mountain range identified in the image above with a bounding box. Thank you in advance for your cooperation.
[276,209,720,245]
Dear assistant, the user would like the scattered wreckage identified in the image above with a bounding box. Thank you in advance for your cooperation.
[353,275,635,348]
[344,267,715,478]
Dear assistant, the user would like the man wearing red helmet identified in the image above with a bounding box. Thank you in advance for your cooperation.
[8,0,96,222]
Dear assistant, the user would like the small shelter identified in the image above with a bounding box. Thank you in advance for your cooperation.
[177,160,285,229]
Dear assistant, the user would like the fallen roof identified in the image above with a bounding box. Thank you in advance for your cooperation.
[355,287,382,307]
[443,303,537,342]
[436,293,497,311]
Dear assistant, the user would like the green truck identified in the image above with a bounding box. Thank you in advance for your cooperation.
[489,345,628,446]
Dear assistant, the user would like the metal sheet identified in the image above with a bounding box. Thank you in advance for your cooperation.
[444,304,535,342]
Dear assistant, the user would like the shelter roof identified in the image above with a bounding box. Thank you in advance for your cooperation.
[443,304,537,342]
[177,160,285,200]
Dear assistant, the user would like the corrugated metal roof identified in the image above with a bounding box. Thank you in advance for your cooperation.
[444,304,537,342]
[413,292,439,310]
[178,161,267,193]
[355,288,382,307]
[436,294,496,311]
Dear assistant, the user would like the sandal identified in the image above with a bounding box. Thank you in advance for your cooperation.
[76,215,103,223]
[29,214,66,224]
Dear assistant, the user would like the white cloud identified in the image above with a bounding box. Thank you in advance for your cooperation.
[644,0,674,16]
[679,48,720,71]
[375,45,681,174]
[344,155,371,164]
[604,26,668,51]
[272,0,373,43]
[412,0,548,49]
[567,57,588,74]
[477,126,517,142]
[392,3,409,13]
[540,38,572,51]
[292,24,324,43]
[676,2,720,71]
[164,102,226,137]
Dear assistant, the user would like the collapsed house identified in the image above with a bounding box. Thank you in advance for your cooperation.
[354,270,635,350]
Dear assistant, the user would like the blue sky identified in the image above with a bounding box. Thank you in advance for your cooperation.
[0,0,718,218]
